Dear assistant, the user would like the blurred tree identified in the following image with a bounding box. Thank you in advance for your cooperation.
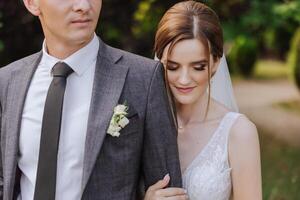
[288,28,300,91]
[219,0,299,60]
[274,1,300,23]
[209,0,299,77]
[98,0,140,52]
[0,0,43,66]
[99,0,182,57]
[228,35,258,77]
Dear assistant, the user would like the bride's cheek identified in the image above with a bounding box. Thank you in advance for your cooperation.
[167,73,179,85]
[193,73,208,85]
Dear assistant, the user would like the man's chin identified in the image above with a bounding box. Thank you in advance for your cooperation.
[68,32,95,46]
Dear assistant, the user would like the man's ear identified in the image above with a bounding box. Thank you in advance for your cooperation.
[23,0,41,16]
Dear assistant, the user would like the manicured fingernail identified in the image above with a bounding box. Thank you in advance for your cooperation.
[163,173,170,180]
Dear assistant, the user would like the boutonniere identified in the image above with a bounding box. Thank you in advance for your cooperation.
[107,103,129,137]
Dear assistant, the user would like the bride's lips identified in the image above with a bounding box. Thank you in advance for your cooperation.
[175,86,196,94]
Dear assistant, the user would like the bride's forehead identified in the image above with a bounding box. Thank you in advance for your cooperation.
[163,39,210,63]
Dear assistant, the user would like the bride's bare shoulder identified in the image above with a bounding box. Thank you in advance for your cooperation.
[229,114,259,151]
[231,115,257,136]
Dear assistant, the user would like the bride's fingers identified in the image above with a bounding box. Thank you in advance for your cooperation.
[148,174,170,191]
[156,187,187,197]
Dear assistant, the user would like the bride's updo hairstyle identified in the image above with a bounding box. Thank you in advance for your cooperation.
[154,0,224,119]
[154,0,223,61]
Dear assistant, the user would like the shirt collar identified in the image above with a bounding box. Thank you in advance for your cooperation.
[40,33,99,76]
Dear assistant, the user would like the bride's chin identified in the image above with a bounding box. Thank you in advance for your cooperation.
[175,98,197,106]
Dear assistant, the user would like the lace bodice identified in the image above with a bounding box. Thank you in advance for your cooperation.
[182,112,241,200]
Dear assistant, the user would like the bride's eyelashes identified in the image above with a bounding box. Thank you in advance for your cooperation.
[192,60,208,71]
[193,64,207,71]
[165,60,179,71]
[166,64,179,71]
[164,60,208,71]
[166,64,207,71]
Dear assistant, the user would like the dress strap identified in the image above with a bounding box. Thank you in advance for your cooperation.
[223,112,242,134]
[222,112,242,166]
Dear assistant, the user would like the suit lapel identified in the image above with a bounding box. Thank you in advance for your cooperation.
[81,40,129,190]
[4,52,42,199]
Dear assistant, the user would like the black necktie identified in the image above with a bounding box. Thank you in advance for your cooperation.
[34,62,73,200]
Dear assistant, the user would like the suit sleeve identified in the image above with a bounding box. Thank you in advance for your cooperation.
[0,101,3,198]
[142,62,182,189]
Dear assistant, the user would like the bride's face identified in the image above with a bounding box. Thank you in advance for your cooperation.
[162,39,219,105]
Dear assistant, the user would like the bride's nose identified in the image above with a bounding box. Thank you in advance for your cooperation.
[178,68,191,85]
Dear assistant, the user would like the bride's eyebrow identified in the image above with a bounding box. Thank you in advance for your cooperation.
[190,60,208,65]
[166,60,179,65]
[165,59,208,65]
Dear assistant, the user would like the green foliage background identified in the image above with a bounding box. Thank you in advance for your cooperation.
[288,28,300,90]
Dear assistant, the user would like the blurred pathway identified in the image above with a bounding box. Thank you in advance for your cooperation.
[233,79,300,147]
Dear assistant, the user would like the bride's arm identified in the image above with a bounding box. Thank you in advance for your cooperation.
[229,115,262,200]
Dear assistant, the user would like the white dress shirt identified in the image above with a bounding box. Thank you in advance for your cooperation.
[17,34,99,200]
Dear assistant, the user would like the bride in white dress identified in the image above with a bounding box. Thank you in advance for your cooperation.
[145,1,262,200]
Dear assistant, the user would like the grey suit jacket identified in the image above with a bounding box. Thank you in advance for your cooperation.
[0,38,182,200]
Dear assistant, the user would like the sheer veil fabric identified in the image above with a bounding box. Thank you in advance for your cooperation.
[211,54,239,112]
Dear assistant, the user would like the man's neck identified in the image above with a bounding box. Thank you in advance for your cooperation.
[45,36,94,60]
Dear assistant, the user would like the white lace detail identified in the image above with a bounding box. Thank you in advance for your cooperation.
[182,112,241,200]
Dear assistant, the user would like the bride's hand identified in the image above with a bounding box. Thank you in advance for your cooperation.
[144,174,189,200]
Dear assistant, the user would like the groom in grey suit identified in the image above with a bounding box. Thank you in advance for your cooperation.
[0,0,181,199]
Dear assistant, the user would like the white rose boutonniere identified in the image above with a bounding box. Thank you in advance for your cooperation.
[107,103,129,137]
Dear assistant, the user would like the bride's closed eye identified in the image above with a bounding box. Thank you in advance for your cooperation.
[194,64,207,71]
[163,60,179,71]
[166,64,179,71]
